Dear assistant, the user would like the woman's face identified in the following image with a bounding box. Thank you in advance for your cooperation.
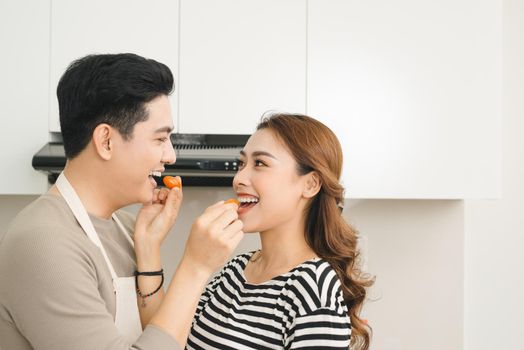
[233,128,309,234]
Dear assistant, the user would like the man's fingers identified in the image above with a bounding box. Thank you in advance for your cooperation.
[150,188,169,204]
[158,188,169,202]
[163,186,183,218]
[151,189,161,203]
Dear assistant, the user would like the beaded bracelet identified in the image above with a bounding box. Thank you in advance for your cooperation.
[134,269,164,307]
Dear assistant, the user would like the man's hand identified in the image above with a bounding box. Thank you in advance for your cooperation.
[134,182,183,265]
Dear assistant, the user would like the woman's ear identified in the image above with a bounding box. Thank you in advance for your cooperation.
[303,171,321,198]
[92,123,113,160]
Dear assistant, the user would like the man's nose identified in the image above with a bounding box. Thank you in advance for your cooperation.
[163,141,176,165]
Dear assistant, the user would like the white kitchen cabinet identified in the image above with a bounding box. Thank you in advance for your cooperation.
[49,0,180,132]
[178,0,306,134]
[307,0,501,199]
[0,0,50,194]
[2,0,502,199]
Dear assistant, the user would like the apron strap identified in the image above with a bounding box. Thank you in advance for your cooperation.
[56,172,119,282]
[112,214,135,248]
[55,172,143,344]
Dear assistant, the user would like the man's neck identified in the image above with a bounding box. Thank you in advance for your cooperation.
[60,160,117,219]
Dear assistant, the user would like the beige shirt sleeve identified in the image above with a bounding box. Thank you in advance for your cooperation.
[0,195,181,350]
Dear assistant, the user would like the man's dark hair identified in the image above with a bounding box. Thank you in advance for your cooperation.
[57,53,174,159]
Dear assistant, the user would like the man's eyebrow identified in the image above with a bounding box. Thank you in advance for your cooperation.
[154,126,174,134]
[239,150,277,159]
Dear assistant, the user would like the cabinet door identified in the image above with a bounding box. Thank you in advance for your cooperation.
[308,0,501,199]
[49,0,179,132]
[0,0,49,194]
[178,0,306,134]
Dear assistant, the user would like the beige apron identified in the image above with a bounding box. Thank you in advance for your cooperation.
[56,172,142,345]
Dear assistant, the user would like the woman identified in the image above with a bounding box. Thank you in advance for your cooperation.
[187,113,373,350]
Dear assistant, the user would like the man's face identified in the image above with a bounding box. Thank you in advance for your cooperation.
[110,95,175,205]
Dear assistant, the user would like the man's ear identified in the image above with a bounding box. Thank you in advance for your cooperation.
[303,171,321,198]
[92,123,113,160]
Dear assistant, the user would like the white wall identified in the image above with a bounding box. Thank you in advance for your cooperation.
[350,200,464,350]
[463,1,524,349]
[0,0,50,195]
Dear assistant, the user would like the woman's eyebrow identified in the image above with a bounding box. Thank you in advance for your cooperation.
[239,150,277,159]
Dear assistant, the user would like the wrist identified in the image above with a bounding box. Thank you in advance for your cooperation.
[135,269,164,307]
[136,245,162,271]
[178,254,214,283]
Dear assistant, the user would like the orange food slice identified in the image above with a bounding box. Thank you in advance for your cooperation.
[163,176,181,189]
[225,198,240,206]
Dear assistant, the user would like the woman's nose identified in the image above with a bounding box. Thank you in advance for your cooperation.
[233,166,249,189]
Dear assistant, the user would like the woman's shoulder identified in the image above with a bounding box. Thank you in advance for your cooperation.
[208,251,253,281]
[286,258,345,309]
[288,258,339,286]
[218,251,253,276]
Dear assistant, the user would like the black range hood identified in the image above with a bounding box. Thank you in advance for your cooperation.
[32,134,250,187]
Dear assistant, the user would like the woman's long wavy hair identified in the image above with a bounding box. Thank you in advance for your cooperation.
[257,113,374,350]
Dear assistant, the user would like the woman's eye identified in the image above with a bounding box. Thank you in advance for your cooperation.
[254,160,265,167]
[158,137,168,143]
[237,160,245,168]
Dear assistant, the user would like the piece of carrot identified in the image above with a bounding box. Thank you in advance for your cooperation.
[225,198,240,206]
[163,176,181,189]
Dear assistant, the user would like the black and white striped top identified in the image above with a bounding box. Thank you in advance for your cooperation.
[186,252,351,350]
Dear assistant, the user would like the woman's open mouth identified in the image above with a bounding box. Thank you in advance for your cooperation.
[237,196,259,214]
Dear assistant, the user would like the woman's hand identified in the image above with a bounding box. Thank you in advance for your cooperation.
[148,199,242,343]
[182,200,243,276]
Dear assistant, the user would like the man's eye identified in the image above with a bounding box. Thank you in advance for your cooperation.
[158,137,168,143]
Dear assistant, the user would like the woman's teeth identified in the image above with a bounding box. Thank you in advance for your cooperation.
[149,171,162,178]
[238,197,259,205]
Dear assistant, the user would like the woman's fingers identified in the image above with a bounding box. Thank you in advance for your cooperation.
[208,207,240,233]
[222,219,244,240]
[185,200,243,273]
[198,201,239,226]
[227,228,244,248]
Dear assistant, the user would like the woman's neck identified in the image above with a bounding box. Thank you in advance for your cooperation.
[244,224,317,284]
[257,234,316,268]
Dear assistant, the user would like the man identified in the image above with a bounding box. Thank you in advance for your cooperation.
[0,53,243,349]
